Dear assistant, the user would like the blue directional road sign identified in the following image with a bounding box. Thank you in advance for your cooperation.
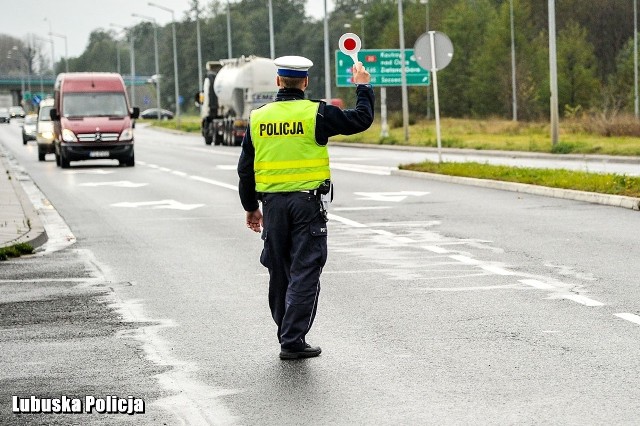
[335,49,430,87]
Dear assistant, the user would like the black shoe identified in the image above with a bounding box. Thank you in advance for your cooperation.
[279,343,322,360]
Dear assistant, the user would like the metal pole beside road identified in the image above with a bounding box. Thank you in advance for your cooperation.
[132,14,162,120]
[149,2,181,127]
[397,0,410,143]
[548,0,559,145]
[324,0,331,101]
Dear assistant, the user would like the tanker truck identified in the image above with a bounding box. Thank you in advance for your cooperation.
[196,56,278,146]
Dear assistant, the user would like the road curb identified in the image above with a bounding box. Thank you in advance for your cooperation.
[0,150,48,250]
[331,142,640,165]
[392,169,640,211]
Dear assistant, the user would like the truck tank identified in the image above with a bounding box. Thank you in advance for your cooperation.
[213,56,278,120]
[199,56,278,146]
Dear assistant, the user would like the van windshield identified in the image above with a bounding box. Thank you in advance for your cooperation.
[62,93,128,118]
[38,106,52,122]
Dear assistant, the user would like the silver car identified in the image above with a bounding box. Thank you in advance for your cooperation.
[22,114,38,144]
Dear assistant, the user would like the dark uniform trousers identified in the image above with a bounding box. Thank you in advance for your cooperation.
[260,191,328,350]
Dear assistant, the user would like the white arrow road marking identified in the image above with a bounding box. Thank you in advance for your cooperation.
[111,200,204,210]
[354,191,430,202]
[80,181,148,188]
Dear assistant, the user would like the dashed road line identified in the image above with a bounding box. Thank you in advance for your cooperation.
[560,294,604,307]
[614,313,640,326]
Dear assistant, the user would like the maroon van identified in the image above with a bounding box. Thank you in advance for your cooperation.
[50,73,139,168]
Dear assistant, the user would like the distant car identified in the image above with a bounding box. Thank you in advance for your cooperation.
[22,114,38,144]
[9,106,26,119]
[36,99,55,161]
[0,108,10,123]
[140,108,174,120]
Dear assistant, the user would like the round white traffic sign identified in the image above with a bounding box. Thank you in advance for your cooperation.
[339,33,362,64]
[413,31,454,71]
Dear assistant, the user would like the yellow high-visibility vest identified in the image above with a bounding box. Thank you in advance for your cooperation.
[250,100,330,193]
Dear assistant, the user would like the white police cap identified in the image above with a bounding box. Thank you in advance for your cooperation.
[274,56,313,78]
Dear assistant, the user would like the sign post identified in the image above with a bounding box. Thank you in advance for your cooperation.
[414,31,453,163]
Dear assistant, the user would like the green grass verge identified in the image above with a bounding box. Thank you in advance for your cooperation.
[336,118,640,156]
[144,115,201,133]
[400,161,640,198]
[0,243,34,261]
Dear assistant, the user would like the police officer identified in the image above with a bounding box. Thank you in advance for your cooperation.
[238,55,374,359]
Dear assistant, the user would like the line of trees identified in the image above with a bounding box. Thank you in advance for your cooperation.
[2,0,638,121]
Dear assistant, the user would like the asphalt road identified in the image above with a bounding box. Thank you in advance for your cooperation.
[1,121,640,425]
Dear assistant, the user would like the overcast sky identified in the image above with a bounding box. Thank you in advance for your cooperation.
[1,0,335,60]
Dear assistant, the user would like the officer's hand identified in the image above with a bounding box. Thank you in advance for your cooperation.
[246,209,263,233]
[351,61,371,85]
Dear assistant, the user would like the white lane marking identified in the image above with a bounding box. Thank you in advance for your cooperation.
[331,162,396,175]
[216,165,238,170]
[327,213,368,228]
[189,175,238,191]
[614,313,640,326]
[372,229,395,236]
[561,294,604,307]
[480,265,513,276]
[159,167,172,172]
[111,200,204,210]
[423,245,450,254]
[80,181,148,188]
[448,255,482,265]
[172,171,188,177]
[418,284,521,291]
[147,164,160,168]
[354,191,429,202]
[520,279,556,290]
[333,206,392,211]
[63,169,114,175]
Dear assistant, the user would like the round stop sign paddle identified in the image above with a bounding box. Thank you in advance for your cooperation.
[339,33,362,65]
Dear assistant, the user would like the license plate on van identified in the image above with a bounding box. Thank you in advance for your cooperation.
[89,151,110,158]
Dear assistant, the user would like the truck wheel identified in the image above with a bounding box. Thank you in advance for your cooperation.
[204,135,213,145]
[38,148,46,161]
[214,133,223,146]
[234,136,243,146]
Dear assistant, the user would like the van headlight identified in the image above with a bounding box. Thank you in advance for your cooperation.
[40,131,54,140]
[62,128,77,142]
[119,128,134,141]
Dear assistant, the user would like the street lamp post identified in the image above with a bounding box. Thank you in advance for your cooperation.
[510,0,518,121]
[194,2,203,92]
[355,13,364,48]
[49,32,69,72]
[398,0,410,142]
[323,0,331,101]
[132,13,162,120]
[110,24,135,107]
[12,46,31,95]
[268,0,275,59]
[548,0,559,145]
[34,36,53,97]
[634,0,638,119]
[149,2,181,126]
[43,18,56,73]
[226,1,233,59]
[7,48,26,104]
[420,0,431,119]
